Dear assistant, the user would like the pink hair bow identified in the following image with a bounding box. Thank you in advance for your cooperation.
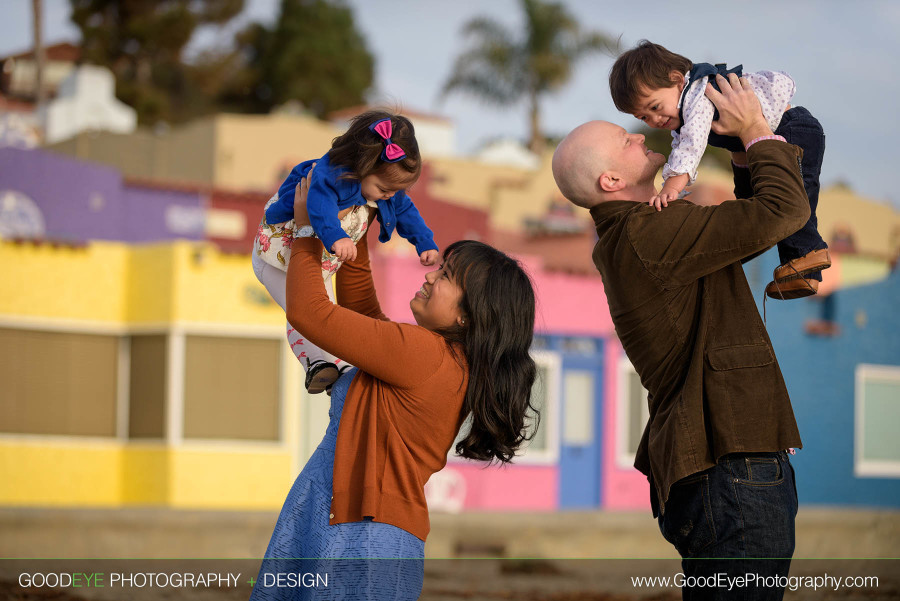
[368,118,406,163]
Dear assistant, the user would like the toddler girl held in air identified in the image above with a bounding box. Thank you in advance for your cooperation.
[252,110,438,393]
[609,41,830,299]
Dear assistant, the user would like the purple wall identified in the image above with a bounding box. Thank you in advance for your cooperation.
[0,147,203,243]
[121,184,204,243]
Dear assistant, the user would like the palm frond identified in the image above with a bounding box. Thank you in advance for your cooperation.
[577,32,619,57]
[462,17,515,48]
[441,46,525,104]
[442,0,616,141]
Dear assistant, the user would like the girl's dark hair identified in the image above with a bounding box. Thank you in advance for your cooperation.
[609,40,692,113]
[435,240,539,464]
[327,109,422,185]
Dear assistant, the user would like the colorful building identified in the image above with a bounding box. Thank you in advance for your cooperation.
[1,146,631,513]
[744,248,900,507]
[3,123,899,514]
[0,236,630,512]
[0,237,302,509]
[46,113,343,192]
[0,147,205,243]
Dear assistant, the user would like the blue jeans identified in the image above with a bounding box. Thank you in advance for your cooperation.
[658,451,798,600]
[774,107,828,281]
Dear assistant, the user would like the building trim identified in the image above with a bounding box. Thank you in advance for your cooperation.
[615,356,649,471]
[116,335,131,440]
[0,315,284,338]
[167,330,185,446]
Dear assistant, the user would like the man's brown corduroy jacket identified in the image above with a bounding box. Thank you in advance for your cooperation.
[589,140,807,515]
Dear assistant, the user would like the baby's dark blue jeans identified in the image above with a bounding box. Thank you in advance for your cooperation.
[773,106,828,281]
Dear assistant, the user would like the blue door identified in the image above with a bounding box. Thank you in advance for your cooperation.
[558,338,605,508]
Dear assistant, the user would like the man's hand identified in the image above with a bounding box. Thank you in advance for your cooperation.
[705,73,772,144]
[419,249,439,266]
[331,238,357,262]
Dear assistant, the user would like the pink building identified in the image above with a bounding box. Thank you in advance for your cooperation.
[368,248,651,514]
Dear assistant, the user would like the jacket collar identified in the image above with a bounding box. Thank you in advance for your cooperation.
[589,200,640,226]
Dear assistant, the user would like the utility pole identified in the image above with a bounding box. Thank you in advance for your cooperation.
[32,0,46,106]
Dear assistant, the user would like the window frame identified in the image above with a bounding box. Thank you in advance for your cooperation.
[0,319,290,450]
[854,363,900,478]
[448,349,561,466]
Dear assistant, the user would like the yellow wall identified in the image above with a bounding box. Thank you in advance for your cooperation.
[167,241,284,326]
[818,185,900,259]
[427,156,534,213]
[839,254,893,289]
[214,114,341,191]
[491,152,568,231]
[125,243,178,323]
[0,440,293,509]
[0,239,296,510]
[0,239,284,328]
[0,439,122,506]
[167,448,293,510]
[120,446,170,505]
[0,240,129,323]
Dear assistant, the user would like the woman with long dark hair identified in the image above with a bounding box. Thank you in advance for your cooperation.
[250,171,538,600]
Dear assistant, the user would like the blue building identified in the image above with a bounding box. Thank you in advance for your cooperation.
[747,249,900,507]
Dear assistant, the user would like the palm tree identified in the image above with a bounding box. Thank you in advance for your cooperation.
[442,0,615,154]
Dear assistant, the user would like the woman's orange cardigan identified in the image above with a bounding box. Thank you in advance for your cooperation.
[287,233,467,541]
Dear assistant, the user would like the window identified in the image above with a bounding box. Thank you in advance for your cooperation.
[449,350,560,464]
[0,327,118,437]
[128,334,167,439]
[183,335,281,441]
[531,335,550,351]
[519,351,561,462]
[560,337,597,355]
[562,370,594,446]
[616,357,649,469]
[855,364,900,477]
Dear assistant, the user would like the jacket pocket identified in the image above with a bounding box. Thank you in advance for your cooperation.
[707,343,774,371]
[704,343,780,443]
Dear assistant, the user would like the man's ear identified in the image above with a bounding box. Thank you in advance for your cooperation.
[598,172,625,193]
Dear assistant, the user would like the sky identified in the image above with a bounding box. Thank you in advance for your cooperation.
[2,0,898,207]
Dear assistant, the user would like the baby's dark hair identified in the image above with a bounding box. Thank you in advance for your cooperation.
[328,109,421,185]
[609,40,692,114]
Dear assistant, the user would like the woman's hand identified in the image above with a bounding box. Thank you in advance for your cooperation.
[293,163,315,226]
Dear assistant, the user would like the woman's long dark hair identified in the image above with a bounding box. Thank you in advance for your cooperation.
[437,241,539,464]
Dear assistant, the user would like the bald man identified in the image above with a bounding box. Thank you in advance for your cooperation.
[554,75,807,600]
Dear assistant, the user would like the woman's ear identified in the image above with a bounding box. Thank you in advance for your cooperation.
[457,315,467,327]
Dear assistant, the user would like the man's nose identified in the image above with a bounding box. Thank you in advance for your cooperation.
[635,133,645,143]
